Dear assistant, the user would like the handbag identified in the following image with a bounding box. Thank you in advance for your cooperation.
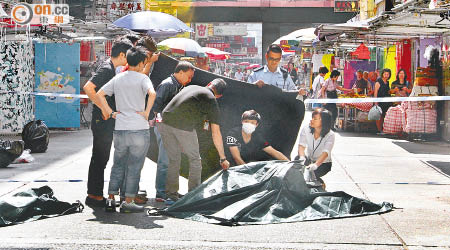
[368,105,382,120]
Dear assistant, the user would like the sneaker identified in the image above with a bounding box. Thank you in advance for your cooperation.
[138,190,147,196]
[120,201,144,213]
[105,199,116,212]
[155,197,165,202]
[164,193,179,205]
[85,196,106,208]
[164,198,177,206]
[134,194,148,205]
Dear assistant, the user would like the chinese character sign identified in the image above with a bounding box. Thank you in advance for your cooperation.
[195,23,209,39]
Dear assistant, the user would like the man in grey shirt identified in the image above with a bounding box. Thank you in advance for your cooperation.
[97,47,156,213]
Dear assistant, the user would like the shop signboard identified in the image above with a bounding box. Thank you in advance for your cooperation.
[195,23,209,39]
[214,25,247,36]
[108,0,143,19]
[205,42,230,50]
[334,0,359,12]
[35,43,80,128]
[247,47,258,54]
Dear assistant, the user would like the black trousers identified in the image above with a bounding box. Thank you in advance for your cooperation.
[314,162,332,183]
[87,117,114,196]
[324,91,338,127]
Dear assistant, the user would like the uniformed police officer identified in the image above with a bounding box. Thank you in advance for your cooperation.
[248,44,307,98]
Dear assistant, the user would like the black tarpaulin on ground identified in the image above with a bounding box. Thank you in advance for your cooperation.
[161,161,393,225]
[0,186,84,226]
[147,54,304,179]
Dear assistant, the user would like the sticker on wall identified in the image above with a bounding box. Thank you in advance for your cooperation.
[34,43,80,128]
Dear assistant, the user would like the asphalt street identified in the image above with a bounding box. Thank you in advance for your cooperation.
[0,114,449,250]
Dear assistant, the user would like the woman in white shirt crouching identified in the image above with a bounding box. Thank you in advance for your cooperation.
[298,108,335,185]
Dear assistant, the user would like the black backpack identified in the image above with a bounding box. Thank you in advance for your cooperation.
[0,139,24,168]
[22,120,49,153]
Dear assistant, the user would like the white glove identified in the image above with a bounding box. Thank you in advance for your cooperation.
[307,163,318,171]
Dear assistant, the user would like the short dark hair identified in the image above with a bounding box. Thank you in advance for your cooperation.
[330,70,340,78]
[209,78,227,95]
[136,36,157,52]
[111,39,133,58]
[126,47,147,67]
[124,34,140,45]
[266,44,282,54]
[356,69,363,74]
[381,68,392,79]
[174,61,195,73]
[319,66,329,75]
[241,110,261,123]
[311,108,333,137]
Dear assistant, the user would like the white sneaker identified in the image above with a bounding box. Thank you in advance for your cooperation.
[119,201,144,213]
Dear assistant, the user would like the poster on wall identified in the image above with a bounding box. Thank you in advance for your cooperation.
[343,60,376,89]
[35,43,80,128]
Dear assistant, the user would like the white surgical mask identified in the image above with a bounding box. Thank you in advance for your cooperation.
[242,122,256,134]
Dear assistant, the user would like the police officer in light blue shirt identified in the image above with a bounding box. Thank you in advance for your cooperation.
[248,44,307,98]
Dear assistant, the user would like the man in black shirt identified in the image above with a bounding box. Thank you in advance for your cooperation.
[158,78,230,203]
[152,61,195,201]
[82,39,133,207]
[225,110,289,166]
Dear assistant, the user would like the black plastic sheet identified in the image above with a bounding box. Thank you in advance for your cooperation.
[0,186,84,226]
[163,161,393,225]
[148,54,305,179]
[0,139,24,168]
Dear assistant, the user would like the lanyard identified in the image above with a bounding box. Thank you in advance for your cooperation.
[311,136,324,159]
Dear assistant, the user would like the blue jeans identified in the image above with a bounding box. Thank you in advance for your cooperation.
[108,130,150,198]
[154,124,169,199]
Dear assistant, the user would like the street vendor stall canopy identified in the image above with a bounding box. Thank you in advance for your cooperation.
[315,1,450,45]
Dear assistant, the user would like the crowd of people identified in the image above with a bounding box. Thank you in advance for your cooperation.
[309,65,413,133]
[83,38,335,214]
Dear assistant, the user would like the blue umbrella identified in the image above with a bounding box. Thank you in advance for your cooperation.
[113,11,193,37]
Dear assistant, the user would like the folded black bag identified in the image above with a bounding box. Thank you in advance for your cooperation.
[22,120,49,153]
[0,139,24,168]
[0,186,84,226]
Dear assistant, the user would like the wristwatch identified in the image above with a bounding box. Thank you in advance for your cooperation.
[109,112,114,119]
[219,158,227,163]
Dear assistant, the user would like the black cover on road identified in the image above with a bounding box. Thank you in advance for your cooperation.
[0,186,84,226]
[163,161,393,225]
[148,54,305,178]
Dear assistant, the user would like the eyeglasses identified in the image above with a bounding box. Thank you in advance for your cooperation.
[267,56,281,62]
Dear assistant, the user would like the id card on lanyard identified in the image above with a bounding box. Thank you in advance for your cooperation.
[311,137,323,160]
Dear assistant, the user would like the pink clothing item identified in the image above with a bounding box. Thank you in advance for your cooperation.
[323,78,338,92]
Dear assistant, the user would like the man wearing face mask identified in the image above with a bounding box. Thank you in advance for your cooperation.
[225,110,289,167]
[158,78,230,204]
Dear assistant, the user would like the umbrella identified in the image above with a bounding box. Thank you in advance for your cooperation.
[202,47,230,60]
[273,27,317,45]
[113,11,193,38]
[158,38,203,57]
[245,64,260,70]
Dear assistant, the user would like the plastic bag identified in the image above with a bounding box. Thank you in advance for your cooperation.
[0,140,24,168]
[22,120,49,153]
[12,149,34,164]
[368,105,382,120]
